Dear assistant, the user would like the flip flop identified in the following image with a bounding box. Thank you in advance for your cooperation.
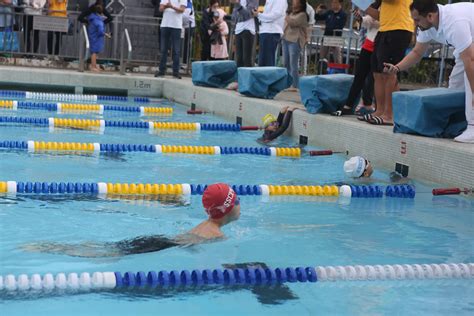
[368,116,394,126]
[355,107,375,116]
[357,113,374,122]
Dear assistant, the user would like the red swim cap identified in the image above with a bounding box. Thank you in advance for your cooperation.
[202,183,237,220]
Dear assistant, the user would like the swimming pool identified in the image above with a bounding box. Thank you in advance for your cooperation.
[0,94,473,315]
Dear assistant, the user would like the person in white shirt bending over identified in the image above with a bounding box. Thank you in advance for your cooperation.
[155,0,187,79]
[384,0,474,144]
[255,0,287,66]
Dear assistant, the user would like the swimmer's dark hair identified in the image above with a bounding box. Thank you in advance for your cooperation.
[410,0,439,17]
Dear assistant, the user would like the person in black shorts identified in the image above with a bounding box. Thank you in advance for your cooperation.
[361,0,413,126]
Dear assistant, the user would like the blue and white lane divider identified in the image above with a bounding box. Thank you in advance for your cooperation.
[0,116,244,132]
[0,263,472,291]
[1,101,172,115]
[0,180,416,198]
[0,90,150,103]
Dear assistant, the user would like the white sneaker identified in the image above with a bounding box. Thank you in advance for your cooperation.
[454,125,474,143]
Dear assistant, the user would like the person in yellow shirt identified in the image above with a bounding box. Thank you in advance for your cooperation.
[357,0,413,126]
[47,0,68,56]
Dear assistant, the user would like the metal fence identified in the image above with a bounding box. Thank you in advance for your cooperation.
[0,4,455,85]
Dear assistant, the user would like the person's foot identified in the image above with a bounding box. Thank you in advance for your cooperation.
[91,67,101,73]
[154,72,165,77]
[368,115,393,126]
[454,125,474,143]
[172,74,182,79]
[226,82,238,90]
[331,105,353,116]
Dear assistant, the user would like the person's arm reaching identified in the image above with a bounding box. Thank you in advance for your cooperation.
[103,8,113,24]
[383,41,430,74]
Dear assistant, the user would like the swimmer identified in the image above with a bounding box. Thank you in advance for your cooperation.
[259,106,303,143]
[342,156,410,184]
[21,183,241,258]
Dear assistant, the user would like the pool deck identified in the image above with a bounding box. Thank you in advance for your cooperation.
[1,66,473,188]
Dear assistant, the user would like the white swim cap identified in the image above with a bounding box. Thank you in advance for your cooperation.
[344,156,366,178]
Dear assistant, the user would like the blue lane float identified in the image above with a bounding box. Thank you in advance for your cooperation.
[339,184,416,198]
[0,116,247,133]
[0,90,150,103]
[0,101,172,116]
[1,263,472,292]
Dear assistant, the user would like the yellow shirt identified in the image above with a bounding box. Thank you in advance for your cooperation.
[48,0,68,17]
[379,0,414,32]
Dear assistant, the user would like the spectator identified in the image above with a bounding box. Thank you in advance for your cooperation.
[155,0,187,79]
[78,0,113,26]
[209,5,228,60]
[256,0,287,67]
[181,0,195,64]
[361,0,413,126]
[384,0,473,143]
[231,0,258,67]
[282,0,308,91]
[23,0,47,55]
[200,0,213,61]
[315,0,347,64]
[87,4,109,72]
[0,0,16,30]
[47,0,68,57]
[333,9,379,116]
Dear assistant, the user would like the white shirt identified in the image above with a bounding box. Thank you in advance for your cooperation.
[361,15,379,42]
[160,0,187,29]
[258,0,288,34]
[306,5,315,26]
[417,3,474,60]
[24,0,47,15]
[235,0,256,35]
[182,0,195,28]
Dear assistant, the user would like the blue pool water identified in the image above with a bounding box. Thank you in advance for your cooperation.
[0,98,473,315]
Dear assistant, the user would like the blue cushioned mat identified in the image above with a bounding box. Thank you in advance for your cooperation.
[238,67,292,99]
[299,74,354,114]
[393,88,467,138]
[192,61,237,88]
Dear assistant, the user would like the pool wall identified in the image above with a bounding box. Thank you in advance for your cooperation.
[1,66,473,187]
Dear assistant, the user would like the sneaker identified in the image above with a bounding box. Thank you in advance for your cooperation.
[454,125,474,143]
[172,74,182,79]
[154,72,165,77]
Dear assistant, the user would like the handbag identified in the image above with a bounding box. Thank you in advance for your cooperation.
[0,27,20,52]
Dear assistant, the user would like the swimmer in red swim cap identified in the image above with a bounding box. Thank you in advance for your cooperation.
[189,183,241,239]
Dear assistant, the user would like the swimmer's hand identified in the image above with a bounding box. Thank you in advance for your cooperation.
[383,63,400,74]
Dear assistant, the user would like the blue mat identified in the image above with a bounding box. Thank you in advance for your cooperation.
[192,61,237,88]
[299,74,354,114]
[238,67,292,99]
[393,88,467,138]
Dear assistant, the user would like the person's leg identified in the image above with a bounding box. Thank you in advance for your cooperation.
[158,27,171,75]
[362,68,375,106]
[258,33,266,66]
[370,32,386,118]
[282,39,290,73]
[454,70,474,143]
[242,30,254,67]
[267,33,280,67]
[171,28,181,76]
[345,49,372,109]
[33,29,40,54]
[91,53,98,70]
[379,31,412,123]
[319,45,328,61]
[288,41,301,89]
[24,15,31,53]
[235,32,244,67]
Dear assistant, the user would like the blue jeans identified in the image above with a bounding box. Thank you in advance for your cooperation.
[159,27,181,75]
[258,33,280,67]
[282,39,301,88]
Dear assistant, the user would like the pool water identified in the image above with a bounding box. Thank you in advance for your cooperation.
[0,98,473,315]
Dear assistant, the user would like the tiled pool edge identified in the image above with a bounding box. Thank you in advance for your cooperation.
[1,66,472,188]
[165,80,474,188]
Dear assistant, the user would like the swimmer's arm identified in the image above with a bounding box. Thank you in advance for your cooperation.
[271,110,293,139]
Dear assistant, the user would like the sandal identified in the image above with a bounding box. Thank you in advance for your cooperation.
[368,116,394,126]
[355,107,375,116]
[357,113,374,122]
[331,106,353,116]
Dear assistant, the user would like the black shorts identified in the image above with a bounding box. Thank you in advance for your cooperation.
[371,30,412,73]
